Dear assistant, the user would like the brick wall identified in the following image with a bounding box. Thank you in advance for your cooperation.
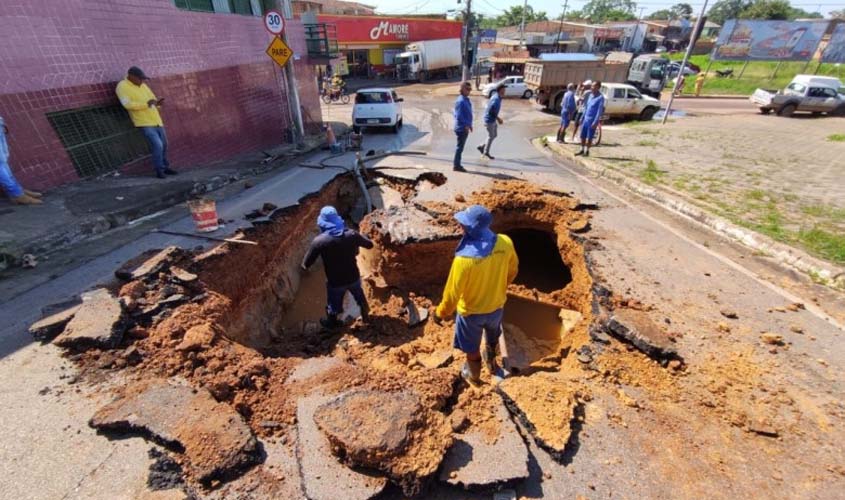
[0,0,321,191]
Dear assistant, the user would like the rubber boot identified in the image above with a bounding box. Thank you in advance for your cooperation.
[24,189,43,198]
[319,314,342,330]
[11,194,42,205]
[482,343,506,384]
[360,302,370,323]
[461,359,482,387]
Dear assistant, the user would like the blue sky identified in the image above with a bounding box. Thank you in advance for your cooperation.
[367,0,838,20]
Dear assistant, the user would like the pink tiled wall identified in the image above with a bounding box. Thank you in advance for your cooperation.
[0,0,321,191]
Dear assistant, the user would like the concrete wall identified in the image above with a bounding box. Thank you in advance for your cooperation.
[0,0,321,191]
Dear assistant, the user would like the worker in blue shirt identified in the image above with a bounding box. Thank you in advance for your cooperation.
[453,81,474,172]
[557,83,576,143]
[576,81,604,157]
[477,84,505,160]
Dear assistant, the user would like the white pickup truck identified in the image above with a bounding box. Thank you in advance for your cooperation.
[600,83,662,121]
[751,75,845,117]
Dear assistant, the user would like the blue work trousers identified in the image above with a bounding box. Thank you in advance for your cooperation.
[326,280,368,318]
[454,308,504,356]
[454,129,469,168]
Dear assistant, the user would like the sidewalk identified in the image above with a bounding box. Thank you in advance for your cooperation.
[0,123,347,297]
[539,114,845,289]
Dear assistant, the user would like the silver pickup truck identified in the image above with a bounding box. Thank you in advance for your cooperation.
[751,75,845,117]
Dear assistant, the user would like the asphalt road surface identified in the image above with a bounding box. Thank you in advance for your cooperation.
[1,87,842,499]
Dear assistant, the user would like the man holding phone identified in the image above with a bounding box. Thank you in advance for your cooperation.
[116,66,176,179]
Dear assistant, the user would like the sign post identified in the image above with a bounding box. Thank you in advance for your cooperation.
[263,6,303,145]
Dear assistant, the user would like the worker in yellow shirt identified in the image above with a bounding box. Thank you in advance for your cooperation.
[115,67,177,179]
[434,205,518,386]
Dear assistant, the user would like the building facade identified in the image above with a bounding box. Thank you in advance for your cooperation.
[316,14,462,77]
[0,0,322,191]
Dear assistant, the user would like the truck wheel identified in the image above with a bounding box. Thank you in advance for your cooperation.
[777,103,797,117]
[832,106,845,117]
[759,108,772,115]
[639,107,657,121]
[522,89,533,99]
[553,94,563,114]
[419,71,427,82]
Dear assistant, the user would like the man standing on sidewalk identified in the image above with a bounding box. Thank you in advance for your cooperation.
[575,81,604,157]
[453,81,473,172]
[0,115,42,205]
[434,205,519,386]
[302,206,374,329]
[477,84,505,160]
[116,67,177,179]
[557,83,576,143]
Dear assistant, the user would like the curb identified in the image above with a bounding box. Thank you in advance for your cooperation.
[6,131,337,266]
[538,138,845,291]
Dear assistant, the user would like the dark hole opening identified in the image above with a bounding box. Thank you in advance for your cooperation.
[505,229,571,293]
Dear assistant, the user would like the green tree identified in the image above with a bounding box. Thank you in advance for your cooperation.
[739,0,792,20]
[495,5,549,27]
[580,0,637,22]
[648,3,693,19]
[707,0,751,25]
[787,6,822,18]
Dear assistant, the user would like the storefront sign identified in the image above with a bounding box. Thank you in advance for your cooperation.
[595,28,624,39]
[479,29,497,44]
[318,15,462,44]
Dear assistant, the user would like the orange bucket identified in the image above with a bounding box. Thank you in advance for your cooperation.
[187,199,219,233]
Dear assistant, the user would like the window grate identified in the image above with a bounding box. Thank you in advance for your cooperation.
[47,104,151,178]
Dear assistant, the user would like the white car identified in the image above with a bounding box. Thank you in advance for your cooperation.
[352,88,404,133]
[482,76,533,99]
[601,83,662,121]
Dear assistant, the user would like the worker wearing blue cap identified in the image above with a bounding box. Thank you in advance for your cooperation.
[434,205,519,386]
[302,206,374,329]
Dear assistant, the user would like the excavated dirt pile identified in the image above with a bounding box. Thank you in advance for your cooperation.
[34,175,689,497]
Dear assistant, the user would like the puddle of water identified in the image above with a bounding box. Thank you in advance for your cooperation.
[652,108,687,120]
[501,295,563,372]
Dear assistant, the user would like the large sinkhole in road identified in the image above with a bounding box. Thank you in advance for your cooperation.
[506,228,572,293]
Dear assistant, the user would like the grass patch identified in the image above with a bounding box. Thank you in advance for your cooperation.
[665,54,845,96]
[798,227,845,264]
[827,134,845,143]
[745,189,767,201]
[801,204,845,222]
[639,160,666,185]
[636,139,658,147]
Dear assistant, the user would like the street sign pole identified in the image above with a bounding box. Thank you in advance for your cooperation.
[264,6,303,145]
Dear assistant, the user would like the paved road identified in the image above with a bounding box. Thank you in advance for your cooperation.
[1,88,842,499]
[663,96,758,116]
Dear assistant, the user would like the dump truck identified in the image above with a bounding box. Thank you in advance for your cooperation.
[395,39,462,82]
[751,75,845,117]
[524,59,630,113]
[626,54,670,97]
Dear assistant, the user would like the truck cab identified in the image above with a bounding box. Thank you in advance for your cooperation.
[395,51,422,81]
[627,55,669,97]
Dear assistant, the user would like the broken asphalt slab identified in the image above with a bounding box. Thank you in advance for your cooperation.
[28,300,82,342]
[296,392,388,500]
[606,309,678,360]
[89,380,259,484]
[439,393,529,488]
[115,246,184,281]
[312,388,453,497]
[52,288,127,350]
[497,372,581,462]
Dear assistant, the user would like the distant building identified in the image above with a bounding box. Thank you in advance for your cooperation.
[497,21,597,54]
[0,0,323,191]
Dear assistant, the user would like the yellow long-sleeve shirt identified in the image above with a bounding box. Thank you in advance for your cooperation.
[115,79,163,127]
[436,234,519,318]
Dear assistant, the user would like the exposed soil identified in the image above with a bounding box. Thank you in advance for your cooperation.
[50,174,824,498]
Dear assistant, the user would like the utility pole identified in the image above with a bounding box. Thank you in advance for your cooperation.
[630,7,645,52]
[519,0,528,47]
[662,0,708,125]
[461,0,473,82]
[555,0,569,53]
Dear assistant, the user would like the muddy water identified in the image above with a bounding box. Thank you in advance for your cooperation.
[502,295,564,370]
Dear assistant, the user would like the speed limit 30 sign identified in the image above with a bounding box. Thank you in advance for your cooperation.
[264,10,285,35]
